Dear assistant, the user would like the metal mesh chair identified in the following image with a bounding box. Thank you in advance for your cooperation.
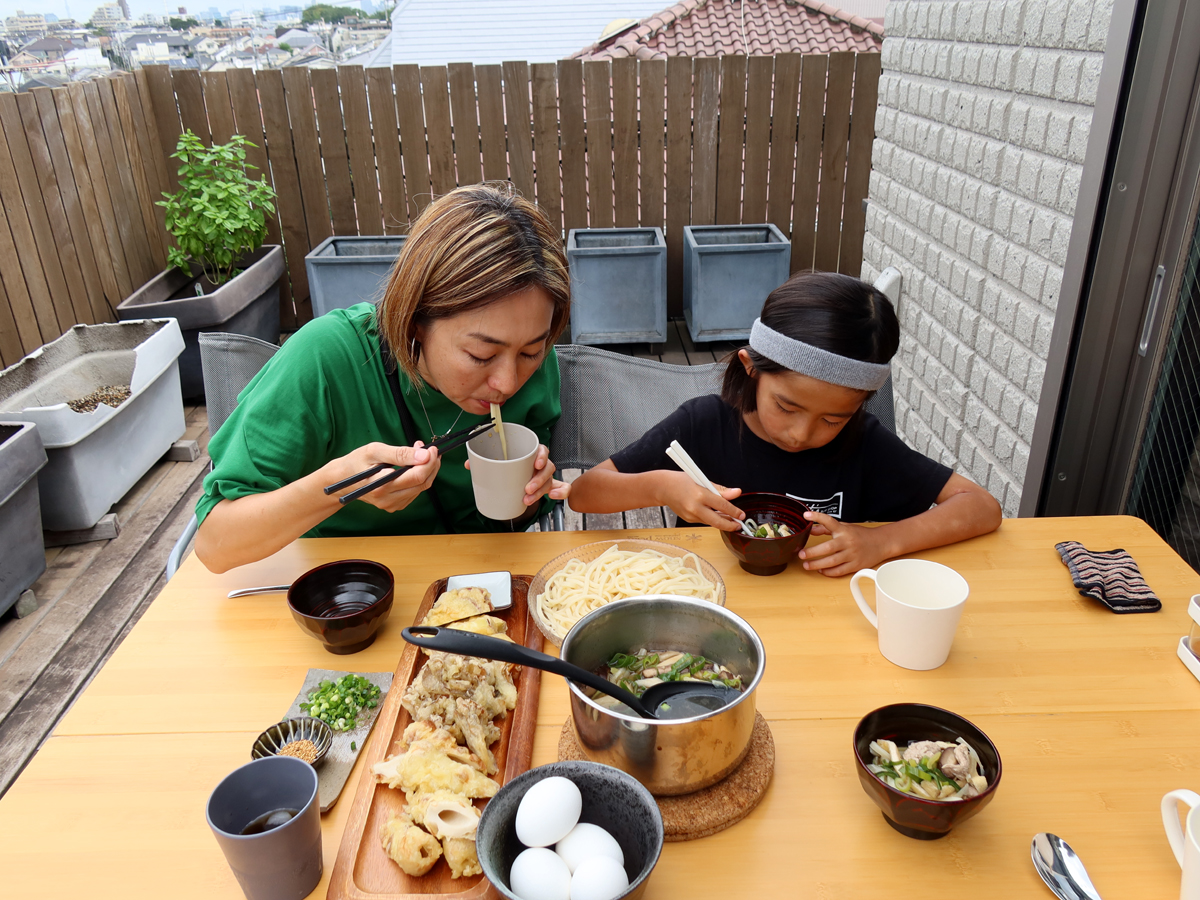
[166,333,281,578]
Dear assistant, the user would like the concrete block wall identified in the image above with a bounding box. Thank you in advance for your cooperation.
[861,0,1113,515]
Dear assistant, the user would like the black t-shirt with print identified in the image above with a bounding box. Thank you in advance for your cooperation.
[610,395,953,523]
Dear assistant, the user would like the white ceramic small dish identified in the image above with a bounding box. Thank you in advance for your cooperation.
[447,571,513,610]
[1178,595,1200,684]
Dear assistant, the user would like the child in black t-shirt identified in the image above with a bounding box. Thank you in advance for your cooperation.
[568,272,1002,576]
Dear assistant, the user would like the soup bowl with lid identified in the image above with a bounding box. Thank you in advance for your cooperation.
[559,595,765,796]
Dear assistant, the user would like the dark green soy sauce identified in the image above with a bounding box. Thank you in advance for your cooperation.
[240,808,299,835]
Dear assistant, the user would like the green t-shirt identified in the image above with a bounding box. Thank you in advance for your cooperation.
[196,303,561,536]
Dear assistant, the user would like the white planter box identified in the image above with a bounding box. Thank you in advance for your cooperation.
[0,319,186,531]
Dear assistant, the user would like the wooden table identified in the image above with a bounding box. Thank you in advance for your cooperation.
[2,516,1198,897]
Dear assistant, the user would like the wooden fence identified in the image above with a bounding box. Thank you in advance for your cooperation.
[0,52,880,365]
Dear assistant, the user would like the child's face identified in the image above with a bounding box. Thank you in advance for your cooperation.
[740,350,868,452]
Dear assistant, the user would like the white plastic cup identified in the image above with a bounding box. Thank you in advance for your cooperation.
[466,422,540,520]
[850,558,969,670]
[1163,789,1200,900]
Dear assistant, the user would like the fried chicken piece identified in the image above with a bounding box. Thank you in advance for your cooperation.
[380,813,442,877]
[410,789,481,839]
[442,837,483,879]
[422,587,492,627]
[372,724,498,804]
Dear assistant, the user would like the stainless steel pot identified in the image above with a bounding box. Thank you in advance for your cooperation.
[560,595,765,796]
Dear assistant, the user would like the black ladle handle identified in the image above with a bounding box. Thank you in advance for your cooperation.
[402,626,657,719]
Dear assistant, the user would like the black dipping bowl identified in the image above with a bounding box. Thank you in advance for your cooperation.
[853,703,1002,840]
[720,492,813,575]
[477,761,664,900]
[287,559,393,654]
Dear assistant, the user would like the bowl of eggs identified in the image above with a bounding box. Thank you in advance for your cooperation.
[476,760,663,900]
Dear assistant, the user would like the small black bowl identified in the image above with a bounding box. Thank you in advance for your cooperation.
[476,761,663,900]
[720,492,813,575]
[287,559,393,654]
[852,703,1002,840]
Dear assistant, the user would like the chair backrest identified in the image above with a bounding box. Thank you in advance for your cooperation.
[551,344,896,470]
[198,332,280,436]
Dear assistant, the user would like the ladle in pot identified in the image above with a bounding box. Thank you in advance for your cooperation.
[402,626,742,720]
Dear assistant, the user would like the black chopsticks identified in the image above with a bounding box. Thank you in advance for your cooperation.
[324,422,493,505]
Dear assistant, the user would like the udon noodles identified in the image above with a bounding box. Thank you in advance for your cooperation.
[490,403,508,460]
[536,545,721,638]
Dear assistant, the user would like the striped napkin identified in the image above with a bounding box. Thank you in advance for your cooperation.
[1055,541,1162,614]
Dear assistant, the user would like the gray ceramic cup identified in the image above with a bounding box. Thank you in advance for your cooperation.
[466,422,540,520]
[206,755,322,900]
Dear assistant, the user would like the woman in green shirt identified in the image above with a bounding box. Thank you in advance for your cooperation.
[195,184,572,573]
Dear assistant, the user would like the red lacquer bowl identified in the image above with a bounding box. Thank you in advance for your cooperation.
[719,492,812,575]
[853,703,1003,840]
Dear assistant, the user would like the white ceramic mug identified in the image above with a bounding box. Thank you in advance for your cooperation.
[1162,789,1200,899]
[466,422,540,520]
[850,558,969,670]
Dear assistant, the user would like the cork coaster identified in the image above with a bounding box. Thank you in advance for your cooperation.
[558,712,774,842]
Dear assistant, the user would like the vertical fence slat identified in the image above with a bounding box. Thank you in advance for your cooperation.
[422,66,456,195]
[134,70,171,224]
[258,69,311,325]
[557,59,587,232]
[366,66,406,234]
[530,62,561,235]
[665,55,692,317]
[282,67,332,253]
[0,273,22,366]
[34,88,109,324]
[394,64,431,218]
[112,75,167,274]
[311,68,357,236]
[57,87,127,308]
[340,66,381,236]
[95,80,156,286]
[766,53,801,239]
[611,58,638,227]
[840,52,881,276]
[448,63,483,187]
[143,64,181,193]
[814,52,854,273]
[691,57,720,228]
[202,71,236,145]
[172,69,209,144]
[476,65,508,182]
[742,55,773,224]
[502,61,535,199]
[0,115,48,352]
[129,73,171,265]
[583,60,613,229]
[792,54,827,273]
[640,59,666,231]
[715,54,745,224]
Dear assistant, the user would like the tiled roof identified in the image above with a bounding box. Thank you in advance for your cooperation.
[574,0,882,60]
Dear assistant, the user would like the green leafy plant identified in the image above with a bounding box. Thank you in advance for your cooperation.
[158,130,277,287]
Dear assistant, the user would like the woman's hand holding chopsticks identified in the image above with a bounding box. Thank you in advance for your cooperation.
[327,441,442,512]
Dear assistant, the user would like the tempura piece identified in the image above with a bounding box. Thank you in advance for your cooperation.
[446,615,511,640]
[422,587,492,627]
[372,724,498,804]
[380,813,442,876]
[411,789,481,839]
[442,836,483,879]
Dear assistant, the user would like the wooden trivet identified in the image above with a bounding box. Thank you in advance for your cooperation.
[558,712,774,842]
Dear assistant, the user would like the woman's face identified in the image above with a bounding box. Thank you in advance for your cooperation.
[740,350,868,452]
[415,286,556,415]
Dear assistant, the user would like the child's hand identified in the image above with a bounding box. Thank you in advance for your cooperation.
[798,510,891,577]
[660,472,745,531]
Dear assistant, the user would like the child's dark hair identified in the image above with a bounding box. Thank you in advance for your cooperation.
[721,272,900,415]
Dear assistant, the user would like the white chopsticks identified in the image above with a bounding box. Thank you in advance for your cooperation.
[665,440,756,537]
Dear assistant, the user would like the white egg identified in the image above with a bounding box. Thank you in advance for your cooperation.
[569,856,630,900]
[509,847,572,900]
[554,822,625,873]
[515,776,582,847]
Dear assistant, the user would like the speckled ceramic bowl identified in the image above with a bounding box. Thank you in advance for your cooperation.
[853,703,1002,840]
[720,492,813,575]
[251,716,333,767]
[476,761,664,900]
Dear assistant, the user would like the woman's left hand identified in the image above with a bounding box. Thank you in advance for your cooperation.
[797,510,891,577]
[465,444,571,506]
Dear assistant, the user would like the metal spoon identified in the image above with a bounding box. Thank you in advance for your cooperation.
[227,584,291,598]
[1031,833,1103,900]
[402,626,743,720]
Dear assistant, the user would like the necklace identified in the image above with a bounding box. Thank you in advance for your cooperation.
[415,383,465,442]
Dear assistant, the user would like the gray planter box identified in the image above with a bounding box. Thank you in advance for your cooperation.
[682,224,791,342]
[305,235,406,318]
[567,228,667,344]
[117,246,284,398]
[0,421,47,616]
[0,319,186,531]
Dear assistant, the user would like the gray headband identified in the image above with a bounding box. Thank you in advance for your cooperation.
[749,318,892,391]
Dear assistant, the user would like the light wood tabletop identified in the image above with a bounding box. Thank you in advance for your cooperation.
[2,516,1198,897]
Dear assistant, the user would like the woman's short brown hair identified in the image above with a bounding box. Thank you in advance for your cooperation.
[376,183,570,383]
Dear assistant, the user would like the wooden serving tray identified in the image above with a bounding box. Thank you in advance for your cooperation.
[328,575,543,900]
